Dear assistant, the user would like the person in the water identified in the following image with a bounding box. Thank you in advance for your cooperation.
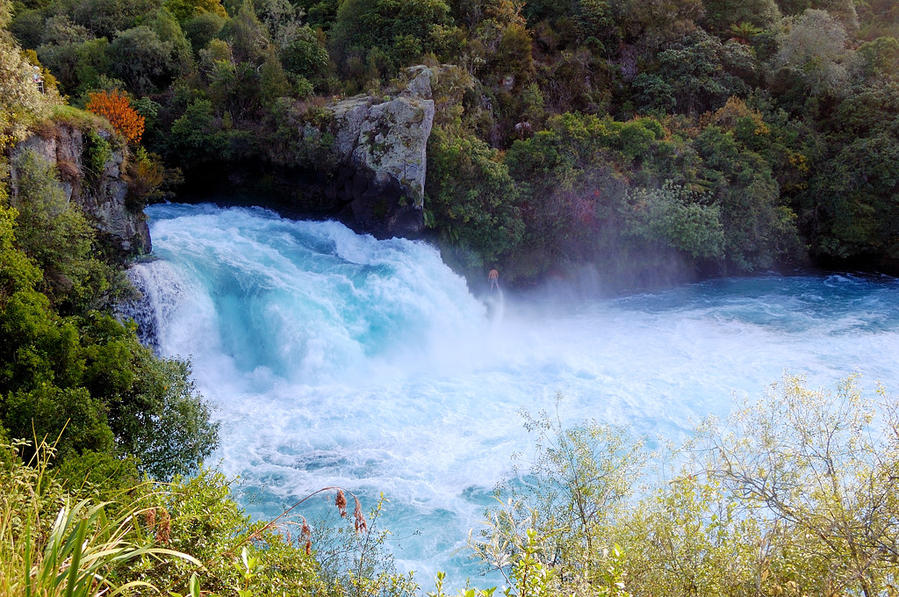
[488,268,499,290]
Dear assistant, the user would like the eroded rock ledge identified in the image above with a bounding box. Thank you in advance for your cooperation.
[11,123,150,255]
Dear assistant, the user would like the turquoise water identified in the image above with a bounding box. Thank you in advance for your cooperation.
[136,203,899,587]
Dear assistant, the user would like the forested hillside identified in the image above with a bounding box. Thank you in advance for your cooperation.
[5,0,897,282]
[1,0,899,595]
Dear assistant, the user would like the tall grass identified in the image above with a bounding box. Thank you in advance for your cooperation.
[0,437,198,597]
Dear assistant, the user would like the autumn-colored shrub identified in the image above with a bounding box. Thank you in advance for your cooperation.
[85,89,145,144]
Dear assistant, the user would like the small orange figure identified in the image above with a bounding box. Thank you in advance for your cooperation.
[488,268,499,290]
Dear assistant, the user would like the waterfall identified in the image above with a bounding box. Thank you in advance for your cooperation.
[132,202,899,586]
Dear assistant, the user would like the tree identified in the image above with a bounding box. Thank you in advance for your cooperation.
[70,0,156,39]
[704,377,899,596]
[425,126,524,270]
[163,0,227,24]
[807,132,899,261]
[86,89,145,143]
[148,7,195,78]
[622,181,726,260]
[331,0,451,76]
[474,378,899,597]
[183,11,226,52]
[108,26,177,95]
[694,126,802,270]
[633,30,754,115]
[702,0,781,32]
[280,26,329,82]
[167,98,227,164]
[857,36,899,80]
[773,9,852,99]
[616,0,705,47]
[473,406,645,596]
[219,0,269,64]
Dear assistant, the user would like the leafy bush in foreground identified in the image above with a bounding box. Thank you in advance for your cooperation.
[472,377,899,596]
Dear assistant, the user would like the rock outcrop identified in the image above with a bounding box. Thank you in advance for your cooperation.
[309,66,436,238]
[11,123,150,255]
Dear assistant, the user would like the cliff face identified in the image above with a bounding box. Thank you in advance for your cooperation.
[302,66,436,238]
[11,123,151,255]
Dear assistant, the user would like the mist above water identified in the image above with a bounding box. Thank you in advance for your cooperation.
[134,203,899,586]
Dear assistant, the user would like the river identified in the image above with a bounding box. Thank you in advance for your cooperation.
[130,202,899,586]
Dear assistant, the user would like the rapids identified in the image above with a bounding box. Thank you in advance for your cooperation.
[133,202,899,586]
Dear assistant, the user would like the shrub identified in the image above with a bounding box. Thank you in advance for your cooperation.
[8,149,109,308]
[82,128,112,186]
[86,89,145,143]
[0,439,199,597]
[623,181,726,260]
[425,126,524,270]
[473,377,899,596]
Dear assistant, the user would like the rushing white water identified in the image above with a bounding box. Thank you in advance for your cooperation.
[137,203,899,587]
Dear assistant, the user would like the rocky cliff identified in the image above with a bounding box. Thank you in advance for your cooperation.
[11,123,151,255]
[299,66,436,238]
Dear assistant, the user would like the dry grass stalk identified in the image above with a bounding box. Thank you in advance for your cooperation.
[155,508,171,544]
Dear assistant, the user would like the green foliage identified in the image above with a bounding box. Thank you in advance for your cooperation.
[623,182,725,259]
[773,9,853,100]
[633,30,754,115]
[4,0,896,278]
[0,204,41,298]
[0,177,218,478]
[472,377,899,597]
[1,21,57,149]
[702,0,781,31]
[79,314,220,479]
[1,436,421,596]
[9,149,113,309]
[219,0,269,63]
[0,438,199,597]
[109,26,180,95]
[474,405,643,596]
[167,98,226,163]
[425,126,523,269]
[164,0,227,24]
[50,104,110,131]
[149,7,195,76]
[280,26,330,82]
[183,11,225,52]
[331,0,452,80]
[701,376,899,594]
[123,469,326,595]
[501,110,794,279]
[69,0,156,39]
[82,128,112,184]
[857,36,899,79]
[807,130,899,260]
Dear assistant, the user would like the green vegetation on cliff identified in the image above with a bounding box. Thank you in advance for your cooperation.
[2,0,895,281]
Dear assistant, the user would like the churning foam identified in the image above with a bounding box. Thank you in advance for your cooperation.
[139,203,899,587]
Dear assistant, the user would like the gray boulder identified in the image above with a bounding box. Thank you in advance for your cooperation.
[315,66,436,238]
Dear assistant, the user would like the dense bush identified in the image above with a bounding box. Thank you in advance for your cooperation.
[0,438,418,596]
[425,126,524,271]
[1,155,218,479]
